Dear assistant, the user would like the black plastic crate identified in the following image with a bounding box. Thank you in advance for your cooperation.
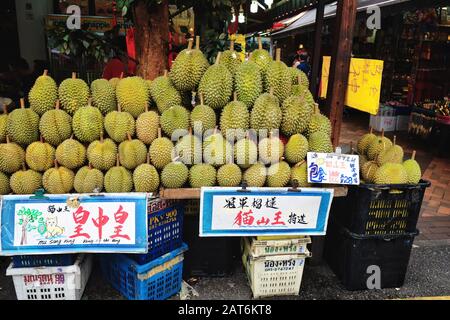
[183,207,239,277]
[331,180,430,235]
[324,219,417,291]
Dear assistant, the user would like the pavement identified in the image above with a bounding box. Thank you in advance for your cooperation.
[0,239,449,300]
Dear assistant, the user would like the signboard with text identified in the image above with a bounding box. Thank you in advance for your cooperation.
[0,194,148,255]
[320,57,384,115]
[200,187,334,237]
[307,152,360,185]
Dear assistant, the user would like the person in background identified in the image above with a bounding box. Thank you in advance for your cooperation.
[103,35,129,80]
[297,52,311,78]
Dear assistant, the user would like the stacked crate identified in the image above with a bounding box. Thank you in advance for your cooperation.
[242,236,311,298]
[324,180,430,290]
[100,198,188,300]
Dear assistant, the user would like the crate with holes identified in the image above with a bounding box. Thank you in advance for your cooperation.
[242,237,311,298]
[100,244,188,300]
[6,254,92,300]
[128,198,185,264]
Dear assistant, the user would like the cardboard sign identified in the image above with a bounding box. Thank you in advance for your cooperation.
[320,57,384,115]
[200,187,334,237]
[0,193,148,255]
[307,152,360,185]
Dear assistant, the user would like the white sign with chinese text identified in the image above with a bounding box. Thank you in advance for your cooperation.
[307,152,360,185]
[0,193,148,255]
[200,187,334,237]
[12,202,136,247]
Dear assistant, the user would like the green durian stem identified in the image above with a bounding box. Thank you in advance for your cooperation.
[88,97,92,106]
[369,126,373,134]
[120,72,124,79]
[118,104,122,112]
[70,134,74,140]
[195,36,200,50]
[55,100,60,110]
[158,127,162,138]
[275,48,281,62]
[127,132,132,141]
[314,103,319,114]
[381,128,384,138]
[412,150,416,160]
[54,159,59,169]
[393,135,396,146]
[269,88,274,96]
[6,135,10,144]
[20,98,25,109]
[258,36,262,50]
[199,93,204,105]
[233,92,237,102]
[116,154,120,167]
[3,103,7,115]
[230,40,234,51]
[40,135,44,143]
[187,39,193,50]
[22,162,26,171]
[163,69,168,77]
[147,152,150,164]
[215,52,222,65]
[100,132,104,143]
[298,75,301,86]
[88,162,92,170]
[295,160,306,168]
[72,72,76,79]
[145,103,149,113]
[43,69,48,76]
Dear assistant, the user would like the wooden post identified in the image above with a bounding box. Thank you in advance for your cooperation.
[326,0,357,148]
[310,0,325,98]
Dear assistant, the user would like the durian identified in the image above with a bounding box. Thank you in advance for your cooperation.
[217,163,242,187]
[58,72,89,115]
[150,70,182,114]
[104,157,133,193]
[28,70,58,115]
[104,104,136,143]
[116,76,150,118]
[243,162,266,187]
[189,164,216,188]
[220,93,249,140]
[374,163,408,185]
[198,52,233,110]
[403,151,421,184]
[43,161,75,194]
[308,132,333,153]
[281,94,313,136]
[91,79,117,115]
[10,164,42,194]
[190,94,216,133]
[39,101,72,147]
[87,134,117,171]
[357,127,377,155]
[149,129,174,170]
[235,61,263,108]
[133,153,160,192]
[267,161,291,187]
[118,134,147,170]
[285,134,308,164]
[136,105,159,145]
[161,161,189,189]
[234,137,258,169]
[250,91,282,133]
[0,136,25,174]
[160,105,190,138]
[55,137,86,170]
[264,49,292,103]
[26,137,55,172]
[291,161,311,187]
[258,134,284,165]
[7,98,39,146]
[72,99,104,143]
[74,164,104,193]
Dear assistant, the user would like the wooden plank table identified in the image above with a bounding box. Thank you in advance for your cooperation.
[159,186,348,199]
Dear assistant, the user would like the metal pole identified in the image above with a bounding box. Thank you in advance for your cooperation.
[310,0,325,98]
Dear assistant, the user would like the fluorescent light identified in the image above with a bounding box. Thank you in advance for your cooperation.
[265,0,273,8]
[238,12,245,23]
[250,1,258,13]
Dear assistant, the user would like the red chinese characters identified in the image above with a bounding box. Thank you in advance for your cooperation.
[69,206,91,239]
[111,205,131,240]
[69,205,131,241]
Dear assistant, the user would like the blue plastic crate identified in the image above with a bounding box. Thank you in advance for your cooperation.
[12,254,76,268]
[100,244,188,300]
[131,199,184,264]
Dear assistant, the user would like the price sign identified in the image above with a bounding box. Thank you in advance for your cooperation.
[0,193,148,255]
[200,187,334,237]
[307,152,360,185]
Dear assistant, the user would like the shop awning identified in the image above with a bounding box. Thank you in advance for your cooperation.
[272,0,412,37]
[271,11,308,31]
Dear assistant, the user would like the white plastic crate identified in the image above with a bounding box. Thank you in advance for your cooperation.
[243,251,310,298]
[243,237,311,257]
[6,254,93,300]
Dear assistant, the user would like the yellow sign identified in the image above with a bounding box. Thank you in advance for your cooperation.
[320,57,384,115]
[230,34,246,62]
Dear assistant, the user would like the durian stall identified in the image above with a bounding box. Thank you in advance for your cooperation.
[0,7,429,298]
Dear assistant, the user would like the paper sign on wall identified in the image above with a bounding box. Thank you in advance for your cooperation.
[320,57,384,115]
[0,193,148,255]
[200,187,334,237]
[307,152,360,185]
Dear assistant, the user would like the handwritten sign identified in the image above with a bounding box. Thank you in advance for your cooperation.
[200,187,334,236]
[0,194,148,255]
[320,57,384,115]
[307,152,360,185]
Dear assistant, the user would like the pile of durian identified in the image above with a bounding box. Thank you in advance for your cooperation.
[357,128,422,185]
[0,37,334,195]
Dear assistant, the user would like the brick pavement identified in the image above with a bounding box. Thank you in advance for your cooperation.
[338,110,450,241]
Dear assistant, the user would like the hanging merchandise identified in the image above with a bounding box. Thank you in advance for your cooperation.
[126,28,137,75]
